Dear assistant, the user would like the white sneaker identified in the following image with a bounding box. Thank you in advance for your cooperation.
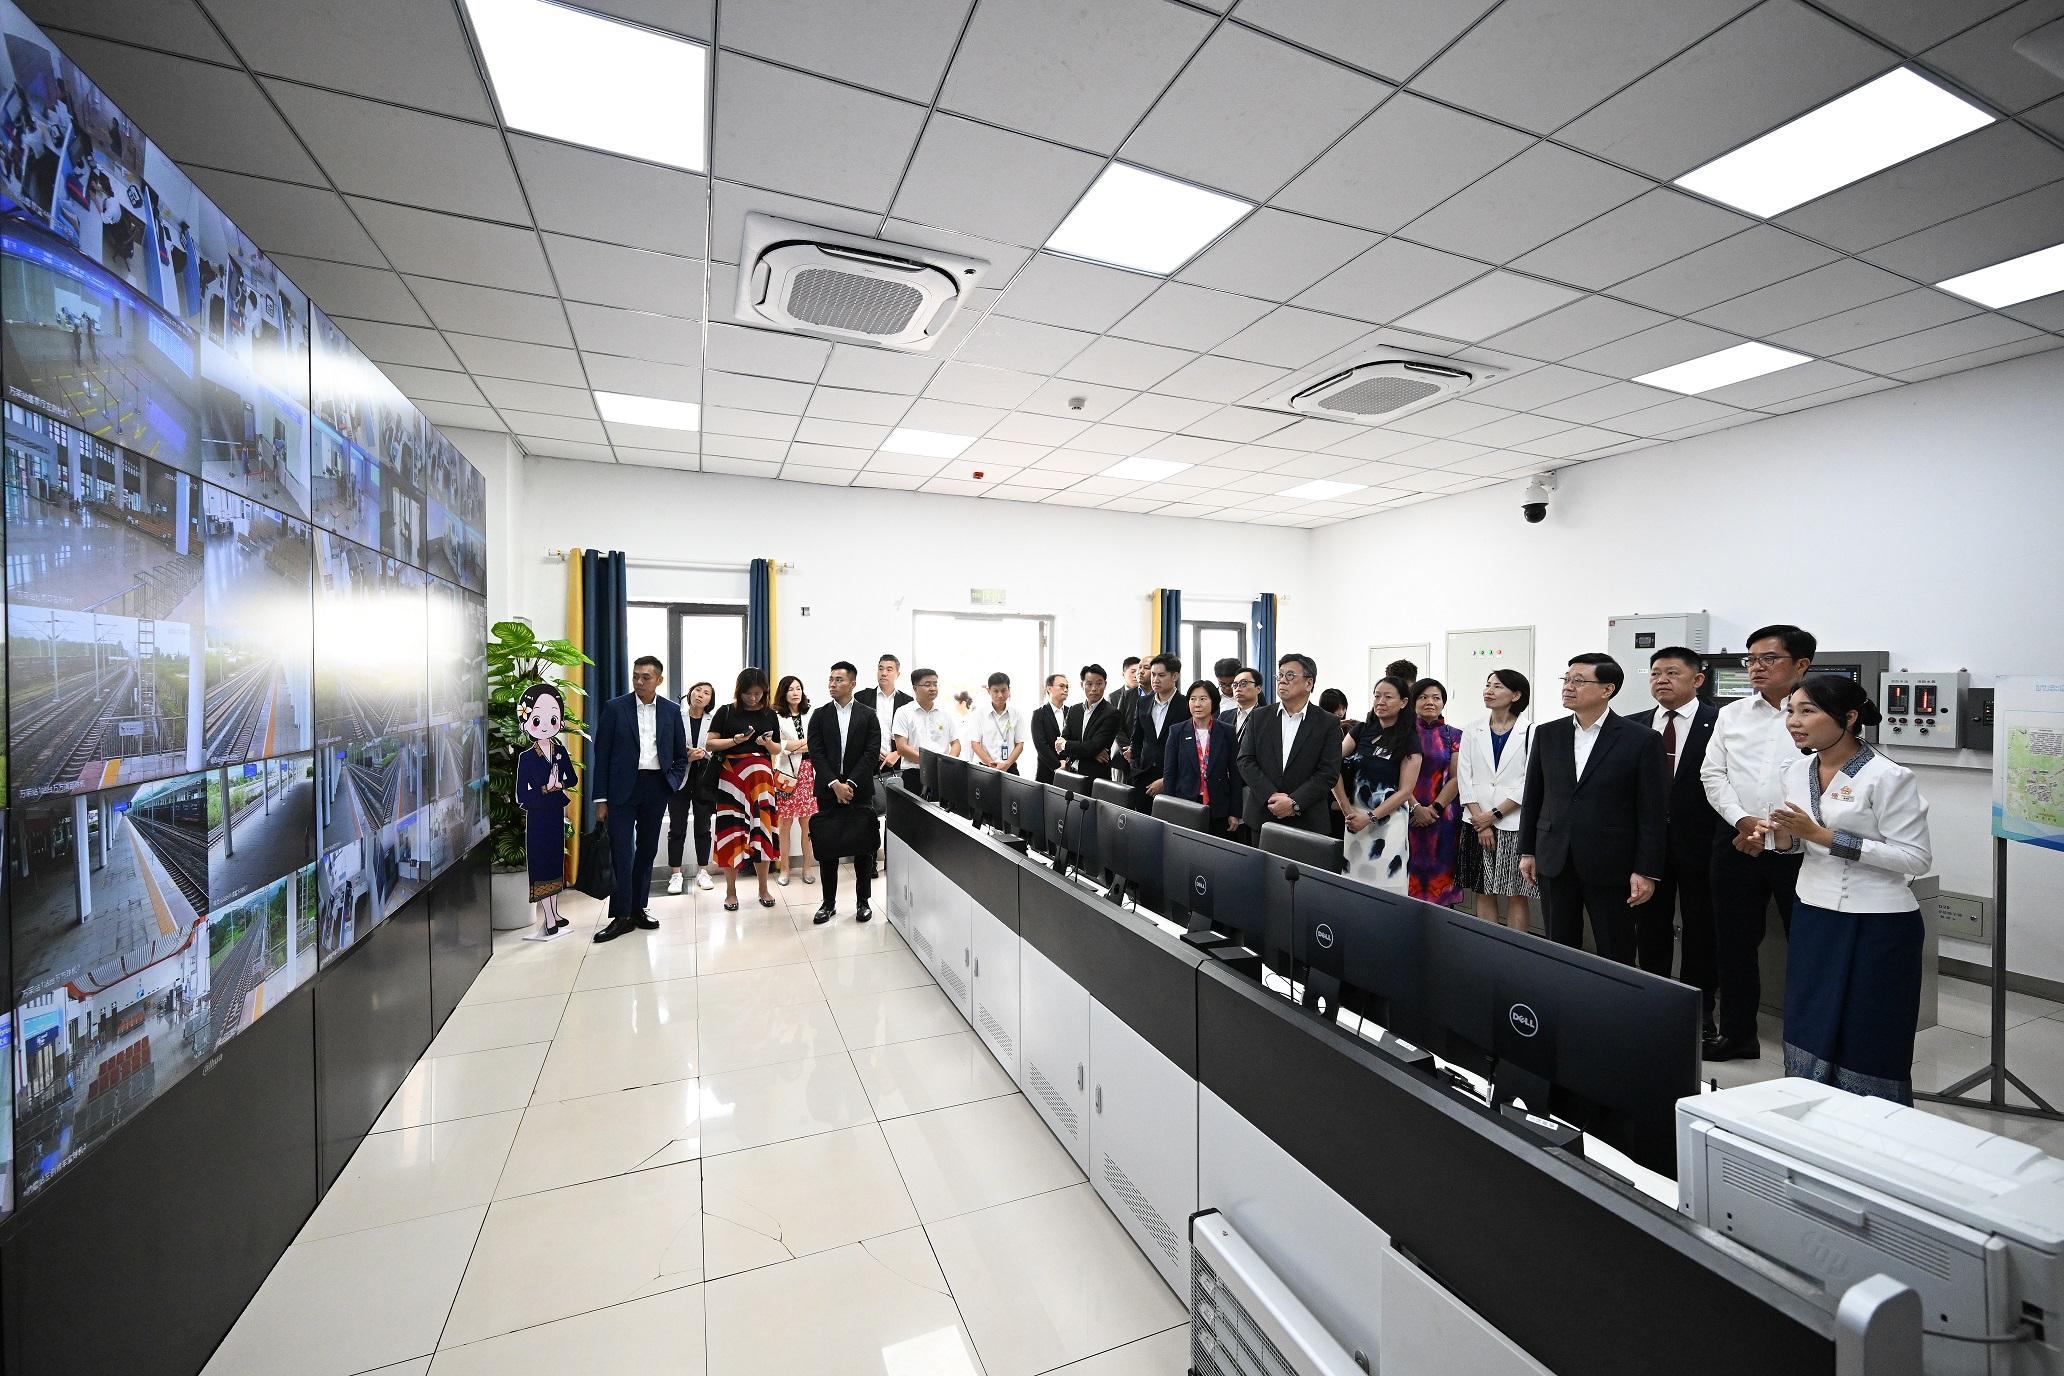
[666,873,685,895]
[777,873,791,886]
[694,871,715,891]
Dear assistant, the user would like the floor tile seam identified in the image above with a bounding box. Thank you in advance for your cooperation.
[429,1278,710,1358]
[867,1084,1023,1123]
[298,1195,502,1249]
[1023,1325,1191,1376]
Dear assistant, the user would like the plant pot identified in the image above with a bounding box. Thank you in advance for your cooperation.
[490,868,534,931]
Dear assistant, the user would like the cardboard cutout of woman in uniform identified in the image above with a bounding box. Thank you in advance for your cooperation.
[515,682,578,941]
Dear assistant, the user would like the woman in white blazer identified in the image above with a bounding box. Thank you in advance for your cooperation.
[1456,669,1536,932]
[1760,674,1932,1104]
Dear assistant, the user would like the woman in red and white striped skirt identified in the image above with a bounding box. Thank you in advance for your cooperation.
[708,667,782,912]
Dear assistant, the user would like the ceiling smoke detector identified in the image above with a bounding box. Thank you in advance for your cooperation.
[734,213,987,351]
[1258,350,1495,425]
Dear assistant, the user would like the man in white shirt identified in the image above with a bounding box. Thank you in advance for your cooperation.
[1236,653,1341,835]
[1127,653,1183,796]
[1698,623,1816,1062]
[893,668,959,789]
[1058,663,1121,783]
[1220,666,1263,739]
[808,661,882,924]
[1631,647,1723,1024]
[591,655,690,941]
[854,654,912,874]
[968,672,1026,774]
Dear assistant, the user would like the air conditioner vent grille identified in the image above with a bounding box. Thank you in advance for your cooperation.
[1192,1250,1300,1376]
[1314,374,1442,416]
[786,268,926,336]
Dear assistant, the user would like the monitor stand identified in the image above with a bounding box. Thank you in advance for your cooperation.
[1495,1101,1585,1156]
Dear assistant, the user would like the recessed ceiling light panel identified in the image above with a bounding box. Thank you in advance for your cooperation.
[1938,242,2064,308]
[1102,456,1192,482]
[1633,342,1811,395]
[595,391,700,430]
[884,428,974,458]
[1279,479,1363,501]
[466,0,708,170]
[1044,164,1252,275]
[1674,68,1991,218]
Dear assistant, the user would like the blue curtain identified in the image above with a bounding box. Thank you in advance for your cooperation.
[1251,592,1277,700]
[582,549,629,704]
[1156,588,1181,658]
[747,557,773,671]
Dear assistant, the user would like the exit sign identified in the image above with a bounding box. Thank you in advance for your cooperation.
[971,588,1005,606]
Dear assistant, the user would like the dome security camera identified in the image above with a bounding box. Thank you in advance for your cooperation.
[1521,472,1555,524]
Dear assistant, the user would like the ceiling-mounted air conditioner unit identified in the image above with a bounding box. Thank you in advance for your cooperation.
[734,213,988,352]
[1257,350,1496,425]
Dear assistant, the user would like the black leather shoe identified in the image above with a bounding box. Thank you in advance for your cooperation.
[593,917,636,943]
[812,906,836,925]
[855,904,873,923]
[633,910,659,930]
[1702,1035,1761,1062]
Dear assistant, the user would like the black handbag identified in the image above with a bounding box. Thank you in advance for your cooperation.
[573,824,615,899]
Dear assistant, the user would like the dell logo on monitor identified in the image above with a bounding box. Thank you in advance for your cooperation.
[1313,923,1335,950]
[1192,874,1208,898]
[1116,816,1127,831]
[1508,1003,1540,1038]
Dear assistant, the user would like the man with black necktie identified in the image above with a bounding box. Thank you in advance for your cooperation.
[1629,648,1722,1013]
[1237,653,1342,836]
[1059,663,1120,783]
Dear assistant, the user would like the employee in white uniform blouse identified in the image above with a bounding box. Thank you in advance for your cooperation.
[1759,674,1932,1104]
[1456,669,1536,932]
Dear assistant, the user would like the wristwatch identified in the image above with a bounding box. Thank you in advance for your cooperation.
[1490,805,1504,821]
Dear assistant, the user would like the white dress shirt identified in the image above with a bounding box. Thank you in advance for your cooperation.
[894,702,957,759]
[1701,692,1797,830]
[832,698,854,770]
[1571,713,1605,778]
[1150,692,1176,736]
[1649,705,1690,775]
[1280,704,1305,771]
[1780,746,1931,912]
[971,705,1025,771]
[1233,705,1255,737]
[635,696,659,770]
[873,689,898,764]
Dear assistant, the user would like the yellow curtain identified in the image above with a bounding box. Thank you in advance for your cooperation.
[563,548,586,883]
[1148,590,1162,661]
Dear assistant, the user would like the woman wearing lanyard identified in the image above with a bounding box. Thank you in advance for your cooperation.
[1334,676,1422,894]
[1162,680,1241,834]
[1761,673,1932,1103]
[665,680,718,895]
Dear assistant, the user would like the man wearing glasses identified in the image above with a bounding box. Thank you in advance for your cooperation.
[1221,666,1265,739]
[1634,648,1723,1023]
[1519,654,1667,966]
[1698,624,1816,1063]
[1237,653,1341,837]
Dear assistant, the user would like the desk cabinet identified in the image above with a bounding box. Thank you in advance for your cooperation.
[928,884,973,1018]
[970,901,1020,1081]
[1021,943,1092,1172]
[1090,998,1198,1297]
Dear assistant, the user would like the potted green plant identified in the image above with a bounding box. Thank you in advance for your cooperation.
[487,618,592,927]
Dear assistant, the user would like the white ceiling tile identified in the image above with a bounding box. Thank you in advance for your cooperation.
[1109,283,1273,352]
[700,434,789,461]
[1558,0,1898,179]
[1251,417,1361,452]
[782,464,858,488]
[1512,189,1754,290]
[705,407,803,442]
[523,439,618,463]
[267,81,528,221]
[805,387,915,424]
[580,352,701,399]
[1267,451,1363,480]
[705,323,830,381]
[954,316,1097,374]
[705,371,814,414]
[1813,0,2019,51]
[1030,445,1118,473]
[189,167,385,266]
[605,420,700,454]
[1334,454,1427,482]
[1534,379,1677,422]
[614,447,701,471]
[987,413,1090,445]
[1831,314,2044,373]
[1861,180,2064,281]
[20,0,232,60]
[900,398,1010,433]
[447,335,585,387]
[1607,395,1747,436]
[922,364,1043,409]
[203,0,493,119]
[1507,424,1636,458]
[541,235,702,317]
[1400,143,1651,264]
[1609,225,1842,314]
[721,0,968,102]
[891,116,1104,247]
[1235,0,1501,80]
[509,136,708,258]
[786,443,875,471]
[1067,425,1163,457]
[1464,364,1616,410]
[1767,288,1980,356]
[1697,359,1877,408]
[1105,394,1221,431]
[1100,495,1169,513]
[705,456,786,478]
[1393,272,1582,341]
[712,54,926,212]
[2030,94,2064,140]
[1157,502,1228,518]
[1388,437,1492,468]
[961,438,1053,466]
[1776,123,2064,255]
[1137,433,1236,463]
[334,317,461,369]
[1320,428,1436,462]
[413,399,506,431]
[996,255,1161,333]
[918,475,995,496]
[1121,24,1391,200]
[1183,406,1298,442]
[1384,468,1475,492]
[1055,337,1196,390]
[1453,412,1574,447]
[504,410,608,444]
[1382,399,1512,438]
[348,198,553,293]
[1019,380,1136,421]
[1151,354,1290,403]
[566,303,703,366]
[1923,0,2064,112]
[1411,0,1759,133]
[1223,464,1302,488]
[1887,336,2060,382]
[476,377,597,417]
[939,0,1212,152]
[817,343,941,394]
[708,182,876,265]
[881,219,1036,282]
[1562,319,1745,379]
[381,364,487,405]
[273,255,429,326]
[1215,307,1374,368]
[403,277,572,345]
[1481,295,1672,360]
[2002,289,2064,331]
[1275,92,1532,233]
[1691,259,1913,336]
[1001,467,1081,490]
[1071,475,1152,497]
[1293,239,1489,324]
[1043,488,1112,506]
[793,418,894,449]
[1177,208,1379,301]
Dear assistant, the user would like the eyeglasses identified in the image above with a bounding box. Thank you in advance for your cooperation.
[1276,669,1308,683]
[1740,653,1793,668]
[1559,675,1602,686]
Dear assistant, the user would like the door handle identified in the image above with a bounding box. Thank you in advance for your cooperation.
[1076,1063,1084,1091]
[973,955,980,977]
[963,947,970,967]
[1094,1084,1103,1114]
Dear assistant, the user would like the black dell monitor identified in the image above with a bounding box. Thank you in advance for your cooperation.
[1053,767,1091,797]
[1044,786,1099,875]
[919,746,942,801]
[966,763,1006,829]
[1271,863,1433,1043]
[1163,824,1267,951]
[1091,777,1141,813]
[1000,772,1046,846]
[1150,793,1211,835]
[934,751,972,819]
[1258,821,1343,875]
[1095,799,1165,910]
[1421,909,1700,1174]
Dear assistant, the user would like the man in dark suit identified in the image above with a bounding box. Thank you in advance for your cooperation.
[1519,653,1667,967]
[1127,653,1184,799]
[1114,655,1144,768]
[1030,671,1069,785]
[1220,665,1264,739]
[853,654,912,871]
[1633,647,1723,1026]
[1237,653,1342,836]
[808,660,884,925]
[1059,663,1121,783]
[591,655,691,942]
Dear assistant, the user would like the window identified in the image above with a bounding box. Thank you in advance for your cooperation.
[910,611,1052,720]
[627,600,746,705]
[1180,620,1246,686]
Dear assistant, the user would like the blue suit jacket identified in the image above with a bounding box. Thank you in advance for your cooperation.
[1162,717,1242,821]
[591,692,690,803]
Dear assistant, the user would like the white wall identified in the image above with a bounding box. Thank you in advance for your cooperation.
[1307,348,2064,982]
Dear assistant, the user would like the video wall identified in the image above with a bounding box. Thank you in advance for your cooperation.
[0,0,489,1215]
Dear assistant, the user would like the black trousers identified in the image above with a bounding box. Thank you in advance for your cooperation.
[607,770,670,918]
[1710,841,1801,1042]
[819,845,875,909]
[1542,857,1637,966]
[666,787,712,869]
[1646,837,1717,1024]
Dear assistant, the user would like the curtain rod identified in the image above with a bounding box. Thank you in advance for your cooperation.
[544,550,795,573]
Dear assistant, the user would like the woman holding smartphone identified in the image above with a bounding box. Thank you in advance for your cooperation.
[709,667,783,912]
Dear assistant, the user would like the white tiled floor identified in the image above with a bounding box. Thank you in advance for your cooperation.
[203,877,1183,1376]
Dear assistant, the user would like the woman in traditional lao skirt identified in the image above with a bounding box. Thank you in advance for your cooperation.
[514,682,577,941]
[709,667,783,912]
